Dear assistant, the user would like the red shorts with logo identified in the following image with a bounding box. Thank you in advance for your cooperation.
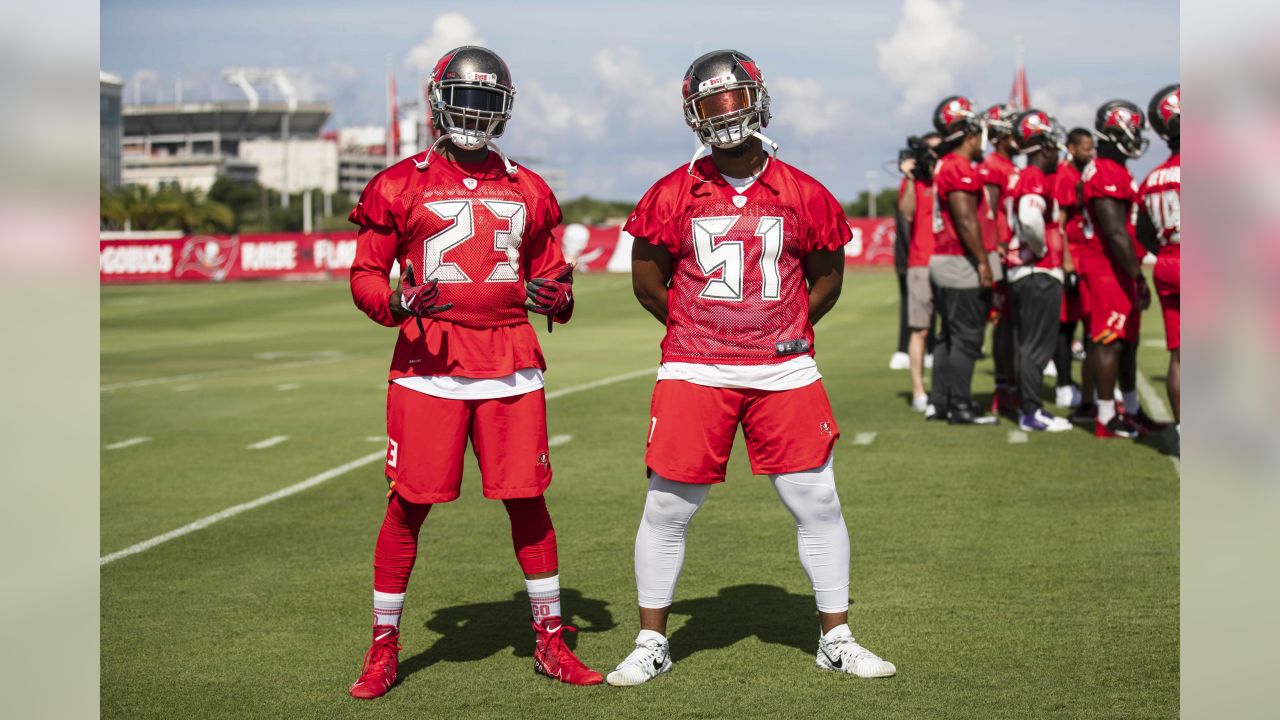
[385,383,551,504]
[1084,263,1141,344]
[645,379,839,484]
[1153,254,1180,350]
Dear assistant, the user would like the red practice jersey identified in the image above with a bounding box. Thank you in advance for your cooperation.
[625,156,851,366]
[1082,157,1143,270]
[980,151,1019,251]
[908,178,935,267]
[349,152,569,380]
[1139,153,1181,260]
[1054,161,1092,266]
[1006,165,1063,271]
[931,153,990,258]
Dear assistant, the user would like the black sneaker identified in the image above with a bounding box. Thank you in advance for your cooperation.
[1095,415,1141,439]
[1127,408,1170,434]
[948,404,998,426]
[925,403,948,422]
[1071,403,1097,425]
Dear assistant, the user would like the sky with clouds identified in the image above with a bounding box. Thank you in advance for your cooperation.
[102,0,1179,200]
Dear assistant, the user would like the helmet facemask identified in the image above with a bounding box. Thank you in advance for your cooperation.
[684,82,770,149]
[431,79,513,151]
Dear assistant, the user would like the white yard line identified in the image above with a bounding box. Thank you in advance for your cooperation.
[173,384,200,392]
[366,435,386,443]
[852,432,877,446]
[101,355,346,392]
[1008,431,1028,444]
[548,434,573,447]
[101,367,657,566]
[105,437,152,450]
[99,451,386,566]
[247,435,289,450]
[276,383,301,391]
[1135,371,1171,422]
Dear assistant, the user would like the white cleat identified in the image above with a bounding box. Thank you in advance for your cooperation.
[606,632,673,687]
[912,393,929,413]
[1044,360,1058,378]
[816,627,896,679]
[1054,384,1082,409]
[924,353,934,369]
[888,352,910,370]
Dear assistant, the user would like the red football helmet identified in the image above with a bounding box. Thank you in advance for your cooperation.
[1012,109,1065,155]
[1094,99,1148,158]
[981,103,1017,138]
[1147,84,1180,142]
[681,49,772,149]
[933,95,981,143]
[418,46,518,173]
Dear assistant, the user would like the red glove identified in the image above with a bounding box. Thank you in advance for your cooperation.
[392,260,453,326]
[524,265,574,331]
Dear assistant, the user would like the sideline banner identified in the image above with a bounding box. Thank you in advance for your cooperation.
[100,219,897,283]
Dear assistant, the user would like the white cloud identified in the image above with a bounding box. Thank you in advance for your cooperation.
[768,76,853,135]
[592,48,681,127]
[404,13,484,74]
[1031,77,1100,132]
[875,0,985,117]
[517,81,606,141]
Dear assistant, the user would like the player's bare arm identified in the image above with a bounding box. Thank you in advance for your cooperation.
[631,240,672,325]
[1092,197,1141,279]
[1135,203,1161,257]
[948,190,992,287]
[805,249,844,324]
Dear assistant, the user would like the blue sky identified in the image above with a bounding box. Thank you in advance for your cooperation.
[102,0,1179,200]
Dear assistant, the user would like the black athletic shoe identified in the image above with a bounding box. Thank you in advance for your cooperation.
[1128,408,1170,434]
[1095,415,1141,439]
[948,404,998,426]
[924,403,948,422]
[1071,403,1097,425]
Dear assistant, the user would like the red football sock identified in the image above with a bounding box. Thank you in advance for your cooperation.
[503,495,559,576]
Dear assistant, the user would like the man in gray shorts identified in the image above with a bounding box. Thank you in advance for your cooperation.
[896,131,942,412]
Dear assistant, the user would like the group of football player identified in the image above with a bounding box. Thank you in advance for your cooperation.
[894,88,1181,439]
[345,46,895,700]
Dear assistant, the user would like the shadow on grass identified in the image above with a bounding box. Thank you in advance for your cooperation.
[1136,427,1180,458]
[397,588,615,682]
[666,584,817,661]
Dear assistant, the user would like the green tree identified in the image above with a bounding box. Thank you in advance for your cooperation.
[842,188,901,219]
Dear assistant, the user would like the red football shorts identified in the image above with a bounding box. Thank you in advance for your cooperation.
[645,379,839,484]
[385,383,551,504]
[1153,253,1180,350]
[1085,264,1142,344]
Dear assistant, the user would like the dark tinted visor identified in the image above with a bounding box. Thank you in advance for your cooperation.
[443,85,506,113]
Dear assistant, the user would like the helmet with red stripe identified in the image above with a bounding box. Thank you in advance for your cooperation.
[681,49,772,149]
[1012,109,1066,155]
[1147,84,1180,143]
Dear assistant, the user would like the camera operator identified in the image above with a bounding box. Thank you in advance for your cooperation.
[897,132,941,411]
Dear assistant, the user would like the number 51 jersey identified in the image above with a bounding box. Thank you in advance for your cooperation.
[625,156,851,365]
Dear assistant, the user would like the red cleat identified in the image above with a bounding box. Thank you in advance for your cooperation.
[1095,416,1140,439]
[349,626,401,700]
[532,620,603,685]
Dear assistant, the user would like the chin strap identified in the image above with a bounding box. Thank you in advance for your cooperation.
[413,134,518,176]
[686,131,780,183]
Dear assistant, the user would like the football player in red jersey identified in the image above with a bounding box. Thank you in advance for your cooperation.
[979,104,1021,415]
[1054,128,1095,414]
[344,46,602,699]
[607,49,895,686]
[927,95,998,425]
[1081,99,1156,438]
[1006,110,1073,432]
[1136,84,1180,434]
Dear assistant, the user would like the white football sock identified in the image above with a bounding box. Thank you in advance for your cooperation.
[634,473,710,609]
[373,590,405,629]
[1122,390,1140,413]
[1098,399,1117,425]
[771,454,851,614]
[822,623,853,641]
[526,575,562,626]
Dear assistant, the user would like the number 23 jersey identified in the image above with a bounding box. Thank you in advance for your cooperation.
[624,156,851,366]
[349,152,567,380]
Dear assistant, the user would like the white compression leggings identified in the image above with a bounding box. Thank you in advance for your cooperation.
[634,454,851,613]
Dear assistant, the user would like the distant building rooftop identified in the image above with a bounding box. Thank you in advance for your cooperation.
[124,101,331,138]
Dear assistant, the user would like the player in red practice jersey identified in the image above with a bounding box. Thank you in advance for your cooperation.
[979,104,1021,414]
[345,46,601,699]
[927,95,998,425]
[606,49,896,687]
[1081,99,1162,438]
[1006,110,1073,432]
[1053,128,1095,413]
[1136,84,1180,436]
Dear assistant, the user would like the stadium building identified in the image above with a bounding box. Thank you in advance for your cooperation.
[100,72,123,188]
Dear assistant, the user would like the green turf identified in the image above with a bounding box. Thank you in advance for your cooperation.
[101,271,1178,719]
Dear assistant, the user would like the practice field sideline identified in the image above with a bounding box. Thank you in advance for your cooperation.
[102,271,1178,719]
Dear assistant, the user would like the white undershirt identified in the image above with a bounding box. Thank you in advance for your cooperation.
[393,368,544,400]
[657,356,821,391]
[720,158,767,193]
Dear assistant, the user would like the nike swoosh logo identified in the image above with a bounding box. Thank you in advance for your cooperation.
[824,647,843,669]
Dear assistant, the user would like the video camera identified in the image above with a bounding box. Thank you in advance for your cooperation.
[899,135,935,183]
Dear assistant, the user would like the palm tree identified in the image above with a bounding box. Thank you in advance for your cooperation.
[153,187,235,234]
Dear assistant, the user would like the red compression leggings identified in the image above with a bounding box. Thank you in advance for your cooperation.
[372,493,558,594]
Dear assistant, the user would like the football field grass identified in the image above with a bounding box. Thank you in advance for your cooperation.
[101,271,1178,719]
